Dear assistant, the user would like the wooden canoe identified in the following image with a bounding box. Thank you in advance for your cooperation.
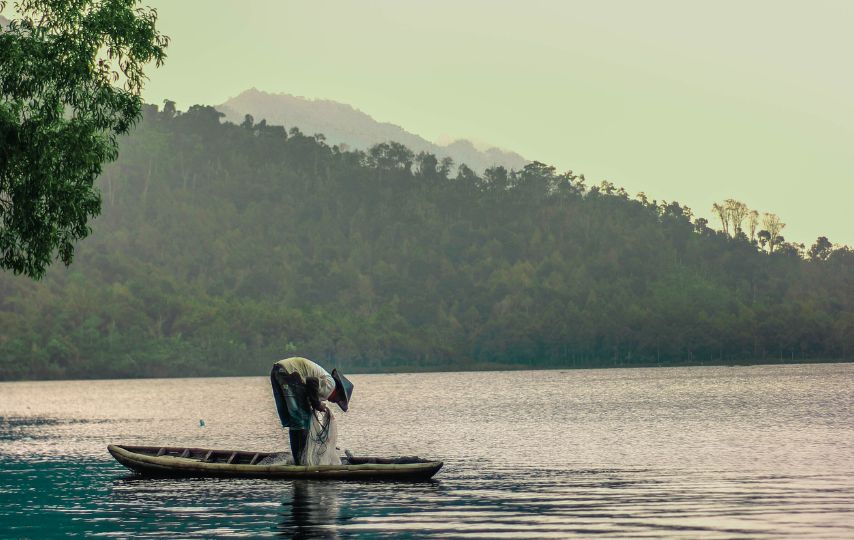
[107,444,443,481]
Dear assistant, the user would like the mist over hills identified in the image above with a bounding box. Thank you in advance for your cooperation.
[217,88,528,173]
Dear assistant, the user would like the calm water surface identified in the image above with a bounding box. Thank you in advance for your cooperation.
[1,364,852,538]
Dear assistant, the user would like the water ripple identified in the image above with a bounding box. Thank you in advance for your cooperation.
[1,364,853,537]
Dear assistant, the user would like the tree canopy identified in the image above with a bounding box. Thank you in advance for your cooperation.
[0,104,851,380]
[0,0,167,278]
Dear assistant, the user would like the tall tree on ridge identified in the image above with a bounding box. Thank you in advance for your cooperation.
[808,236,833,262]
[725,199,749,237]
[747,210,760,242]
[762,213,785,253]
[712,202,729,236]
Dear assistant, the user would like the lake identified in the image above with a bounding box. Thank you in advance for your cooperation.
[1,363,852,538]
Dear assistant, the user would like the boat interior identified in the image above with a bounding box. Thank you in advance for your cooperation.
[117,445,430,465]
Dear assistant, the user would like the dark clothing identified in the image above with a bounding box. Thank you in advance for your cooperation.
[270,367,315,464]
[270,368,314,430]
[289,429,308,465]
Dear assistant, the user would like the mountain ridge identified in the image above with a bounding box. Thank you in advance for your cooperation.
[217,88,528,173]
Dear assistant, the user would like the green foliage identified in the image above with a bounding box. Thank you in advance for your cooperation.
[808,236,833,262]
[0,0,167,278]
[0,104,851,379]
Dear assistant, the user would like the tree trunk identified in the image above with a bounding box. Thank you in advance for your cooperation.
[142,159,153,206]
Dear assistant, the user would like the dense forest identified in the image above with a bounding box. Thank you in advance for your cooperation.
[0,104,851,379]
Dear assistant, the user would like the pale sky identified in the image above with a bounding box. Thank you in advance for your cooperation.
[142,0,853,245]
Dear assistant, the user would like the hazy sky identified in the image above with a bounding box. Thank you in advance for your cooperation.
[143,0,852,245]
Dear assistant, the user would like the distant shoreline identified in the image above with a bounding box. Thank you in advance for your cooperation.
[1,358,849,383]
[348,357,852,375]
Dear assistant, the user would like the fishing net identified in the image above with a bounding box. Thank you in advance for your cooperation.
[257,452,294,466]
[302,409,341,466]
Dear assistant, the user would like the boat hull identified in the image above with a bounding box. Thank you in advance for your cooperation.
[108,444,443,481]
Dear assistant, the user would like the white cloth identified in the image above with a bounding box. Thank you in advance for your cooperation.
[303,410,341,466]
[273,357,336,400]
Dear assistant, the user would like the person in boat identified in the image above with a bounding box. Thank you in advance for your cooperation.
[270,356,353,465]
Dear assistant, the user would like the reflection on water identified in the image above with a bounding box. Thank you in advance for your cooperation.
[280,481,342,539]
[1,363,853,538]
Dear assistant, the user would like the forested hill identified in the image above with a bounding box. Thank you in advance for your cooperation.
[0,104,851,380]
